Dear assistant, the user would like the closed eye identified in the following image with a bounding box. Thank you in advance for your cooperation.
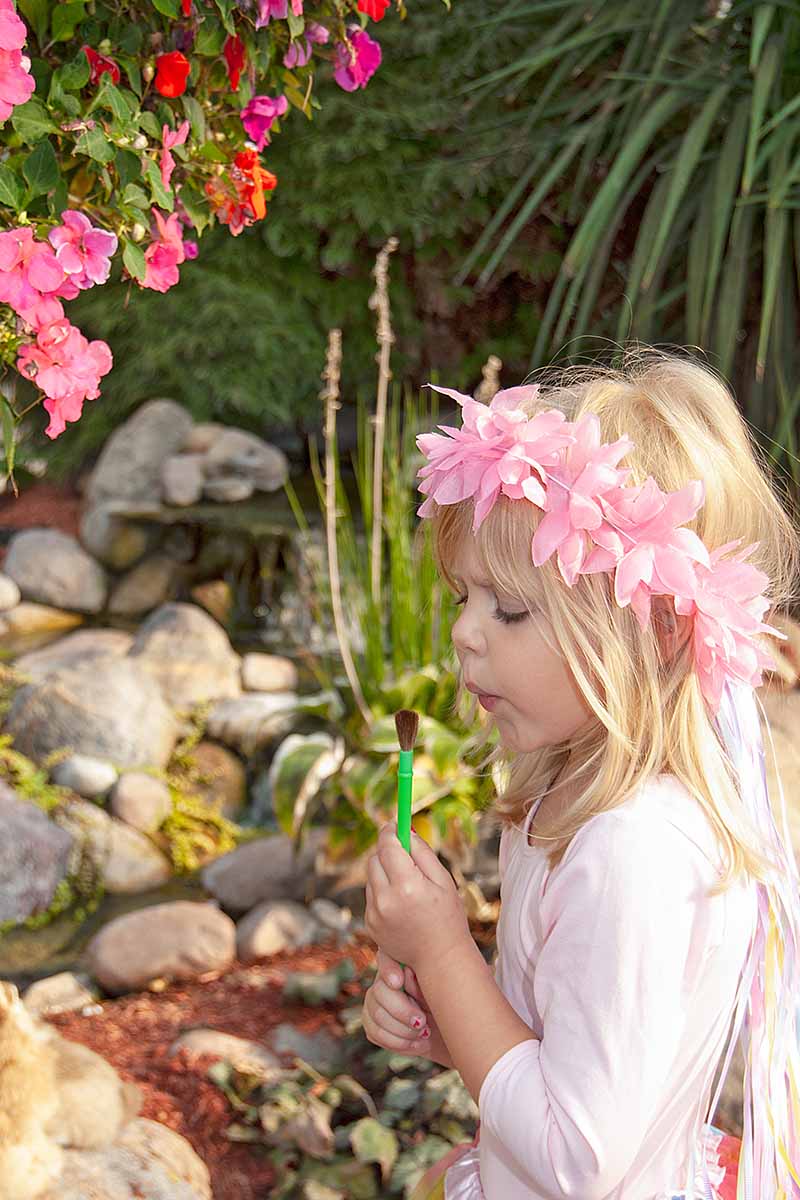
[494,606,529,625]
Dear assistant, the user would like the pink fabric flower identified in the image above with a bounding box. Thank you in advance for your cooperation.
[255,0,302,29]
[48,211,118,292]
[160,119,190,190]
[240,94,288,151]
[530,412,634,586]
[0,0,34,121]
[417,383,575,531]
[141,209,186,293]
[16,317,112,439]
[333,27,381,91]
[0,226,66,327]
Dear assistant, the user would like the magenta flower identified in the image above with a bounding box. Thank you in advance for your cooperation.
[0,226,66,328]
[255,0,302,29]
[48,211,118,293]
[141,209,186,293]
[283,39,311,68]
[16,317,112,439]
[417,383,575,531]
[160,118,190,190]
[0,0,34,121]
[306,21,329,44]
[333,27,381,91]
[240,93,288,151]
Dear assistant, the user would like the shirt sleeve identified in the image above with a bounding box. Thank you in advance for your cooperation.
[477,808,707,1200]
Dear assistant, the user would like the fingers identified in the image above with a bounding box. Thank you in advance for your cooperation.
[376,947,404,990]
[363,979,431,1052]
[378,820,454,889]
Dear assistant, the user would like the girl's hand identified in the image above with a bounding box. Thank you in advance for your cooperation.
[362,948,454,1068]
[364,820,471,972]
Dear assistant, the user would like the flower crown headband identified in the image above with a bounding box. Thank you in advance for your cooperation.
[415,382,786,714]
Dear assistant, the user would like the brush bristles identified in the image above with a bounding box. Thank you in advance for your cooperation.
[394,709,419,751]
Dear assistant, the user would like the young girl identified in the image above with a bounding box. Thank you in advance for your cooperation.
[361,350,800,1200]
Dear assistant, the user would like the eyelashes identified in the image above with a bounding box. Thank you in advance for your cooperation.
[453,594,530,625]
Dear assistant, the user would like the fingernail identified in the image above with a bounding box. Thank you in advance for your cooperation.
[390,975,401,987]
[422,1028,430,1038]
[411,1016,422,1029]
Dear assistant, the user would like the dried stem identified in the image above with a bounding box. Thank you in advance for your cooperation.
[321,328,370,726]
[368,236,399,607]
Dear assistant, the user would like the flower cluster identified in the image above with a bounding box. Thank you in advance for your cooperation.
[204,150,277,236]
[0,0,34,120]
[417,384,784,712]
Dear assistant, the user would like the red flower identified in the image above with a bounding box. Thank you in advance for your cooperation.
[182,0,191,13]
[357,0,390,19]
[154,50,191,97]
[233,148,276,220]
[82,45,121,86]
[223,34,246,91]
[205,151,277,236]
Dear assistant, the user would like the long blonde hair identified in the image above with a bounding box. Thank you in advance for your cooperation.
[430,347,800,891]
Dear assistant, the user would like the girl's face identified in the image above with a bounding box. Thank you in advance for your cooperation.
[449,536,592,753]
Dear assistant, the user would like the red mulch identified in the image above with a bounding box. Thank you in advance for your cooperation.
[0,480,83,567]
[46,933,379,1200]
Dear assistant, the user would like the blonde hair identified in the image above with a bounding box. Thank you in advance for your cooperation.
[430,347,800,892]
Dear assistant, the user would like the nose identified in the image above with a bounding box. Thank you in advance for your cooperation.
[451,604,487,659]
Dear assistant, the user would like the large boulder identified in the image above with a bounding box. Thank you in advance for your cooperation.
[85,399,194,508]
[4,656,178,770]
[4,529,107,614]
[0,571,20,611]
[79,502,151,571]
[0,784,75,925]
[55,799,172,894]
[201,828,327,914]
[127,602,241,709]
[108,555,181,617]
[85,901,236,994]
[202,429,288,493]
[13,629,134,684]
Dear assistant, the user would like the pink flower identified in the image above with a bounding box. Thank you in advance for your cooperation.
[48,211,118,292]
[333,27,381,91]
[530,413,634,586]
[0,226,66,327]
[306,22,329,44]
[141,209,186,293]
[183,240,198,260]
[16,317,112,439]
[417,383,575,531]
[0,0,34,121]
[160,119,190,190]
[240,93,288,151]
[255,0,302,29]
[283,38,311,68]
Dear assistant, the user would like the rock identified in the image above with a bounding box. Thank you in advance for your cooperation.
[5,656,178,770]
[22,971,97,1017]
[203,429,288,493]
[0,571,20,611]
[269,1023,343,1075]
[189,580,232,626]
[161,454,205,507]
[55,798,172,894]
[108,555,181,617]
[241,653,299,693]
[85,900,236,994]
[127,602,241,709]
[0,783,75,924]
[13,629,134,683]
[185,742,246,820]
[206,692,298,756]
[52,755,118,800]
[236,900,323,961]
[4,529,107,614]
[202,476,254,503]
[309,897,354,935]
[110,773,173,834]
[183,422,226,454]
[169,1029,281,1079]
[79,502,151,570]
[201,828,327,914]
[116,1118,212,1199]
[86,399,194,508]
[0,602,83,637]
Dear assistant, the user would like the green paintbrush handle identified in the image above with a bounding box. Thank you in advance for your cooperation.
[396,748,413,974]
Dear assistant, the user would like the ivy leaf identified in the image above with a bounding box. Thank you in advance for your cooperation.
[50,1,86,42]
[142,157,174,211]
[22,139,59,197]
[349,1117,398,1184]
[122,239,146,282]
[75,126,116,164]
[0,165,24,210]
[11,98,59,144]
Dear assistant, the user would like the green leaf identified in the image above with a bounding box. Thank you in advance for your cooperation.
[75,125,116,163]
[54,50,90,92]
[0,165,24,210]
[151,0,180,14]
[142,156,174,211]
[11,98,59,145]
[90,78,136,124]
[17,0,48,44]
[122,239,146,282]
[700,96,749,342]
[138,110,161,140]
[178,181,211,237]
[1,399,15,478]
[287,10,304,38]
[122,182,149,208]
[50,1,86,42]
[180,94,206,142]
[349,1118,398,1184]
[749,4,776,73]
[267,732,344,838]
[212,0,236,35]
[47,177,68,218]
[115,148,142,189]
[22,139,59,197]
[742,35,781,195]
[194,16,226,56]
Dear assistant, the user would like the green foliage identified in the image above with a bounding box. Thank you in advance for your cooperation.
[208,958,479,1199]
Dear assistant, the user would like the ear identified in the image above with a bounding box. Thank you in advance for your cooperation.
[0,981,19,1013]
[652,600,690,661]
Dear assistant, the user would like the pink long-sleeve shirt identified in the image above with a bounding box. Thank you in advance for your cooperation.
[445,772,758,1200]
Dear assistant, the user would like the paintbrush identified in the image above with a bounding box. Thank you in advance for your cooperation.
[394,708,419,854]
